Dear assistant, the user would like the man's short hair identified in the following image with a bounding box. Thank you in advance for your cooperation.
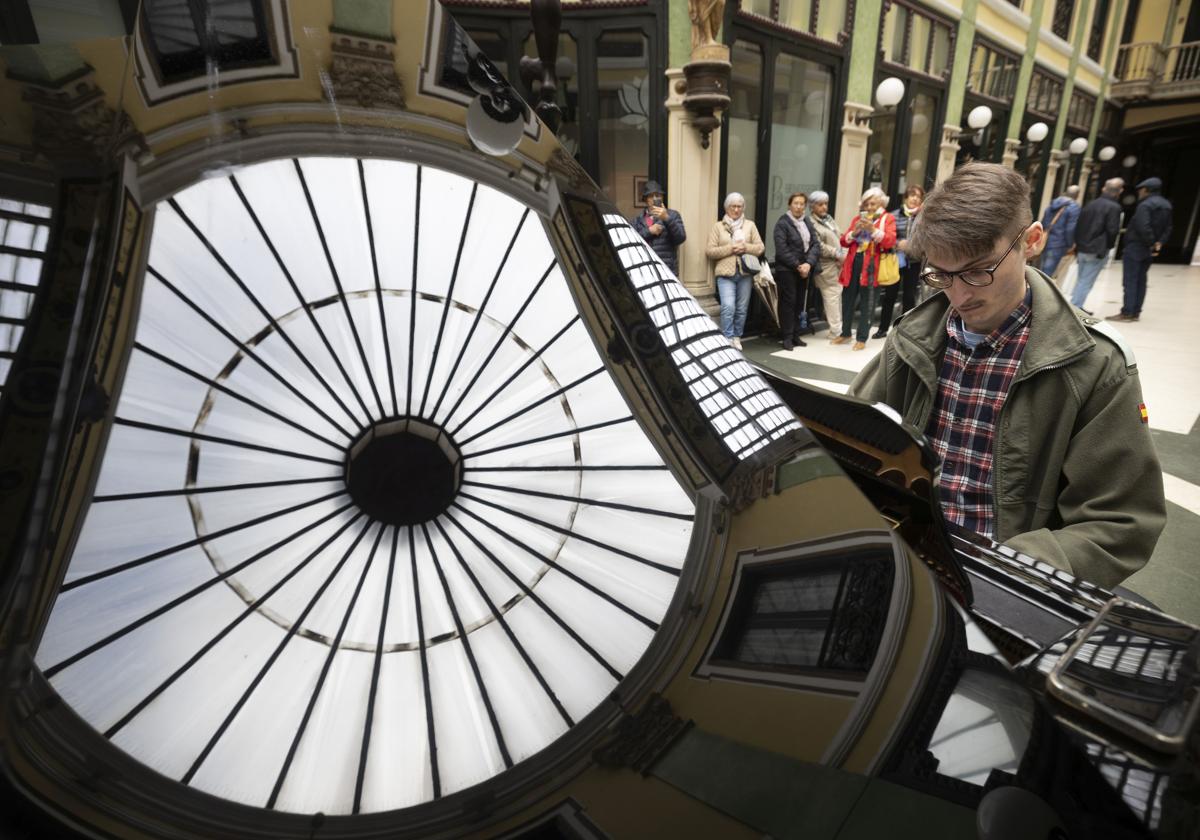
[908,163,1031,263]
[1103,177,1124,195]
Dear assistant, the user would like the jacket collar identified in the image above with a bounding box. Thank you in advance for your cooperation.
[890,266,1094,380]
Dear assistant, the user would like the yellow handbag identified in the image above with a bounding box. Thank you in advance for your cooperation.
[877,251,901,286]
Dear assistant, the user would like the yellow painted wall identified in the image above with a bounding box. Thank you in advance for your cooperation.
[975,5,1031,54]
[1123,99,1200,128]
[1130,0,1171,42]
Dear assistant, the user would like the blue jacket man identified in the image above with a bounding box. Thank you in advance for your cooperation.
[1038,188,1080,277]
[1112,176,1173,322]
[630,180,687,276]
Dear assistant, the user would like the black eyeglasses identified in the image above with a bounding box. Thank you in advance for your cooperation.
[920,223,1032,289]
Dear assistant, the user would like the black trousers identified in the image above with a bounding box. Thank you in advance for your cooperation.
[841,254,875,342]
[877,262,920,333]
[776,265,808,341]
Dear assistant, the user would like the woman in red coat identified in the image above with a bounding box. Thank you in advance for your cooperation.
[833,188,896,349]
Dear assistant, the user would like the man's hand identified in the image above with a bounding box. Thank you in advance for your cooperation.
[648,223,664,236]
[798,264,811,278]
[649,204,668,221]
[1153,241,1162,256]
[1067,246,1076,255]
[871,229,884,243]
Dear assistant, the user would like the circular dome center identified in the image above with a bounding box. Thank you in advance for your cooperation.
[344,418,462,526]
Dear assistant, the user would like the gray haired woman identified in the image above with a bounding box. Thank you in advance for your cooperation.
[704,192,765,350]
[807,190,845,339]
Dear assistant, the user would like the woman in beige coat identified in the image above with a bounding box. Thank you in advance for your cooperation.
[807,190,844,339]
[705,192,765,350]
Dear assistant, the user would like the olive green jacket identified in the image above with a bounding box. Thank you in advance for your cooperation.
[849,267,1165,589]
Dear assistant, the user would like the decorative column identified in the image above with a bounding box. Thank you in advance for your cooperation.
[1077,156,1095,193]
[1041,149,1068,211]
[835,103,874,230]
[1001,138,1022,169]
[666,66,723,315]
[935,125,961,185]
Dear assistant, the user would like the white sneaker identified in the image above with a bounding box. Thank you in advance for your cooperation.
[731,337,743,351]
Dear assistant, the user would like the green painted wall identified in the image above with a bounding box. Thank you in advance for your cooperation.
[1052,0,1094,150]
[1087,0,1129,149]
[669,0,692,67]
[1007,0,1049,139]
[943,0,981,128]
[846,0,884,104]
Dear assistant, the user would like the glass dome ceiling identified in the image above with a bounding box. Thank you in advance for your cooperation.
[34,156,695,815]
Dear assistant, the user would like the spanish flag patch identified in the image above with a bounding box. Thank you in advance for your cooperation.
[1139,403,1149,424]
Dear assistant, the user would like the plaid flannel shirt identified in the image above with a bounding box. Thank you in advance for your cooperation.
[925,289,1032,538]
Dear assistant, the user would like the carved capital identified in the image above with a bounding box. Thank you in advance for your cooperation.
[842,102,874,138]
[939,123,962,152]
[593,694,691,774]
[22,72,146,167]
[325,32,406,110]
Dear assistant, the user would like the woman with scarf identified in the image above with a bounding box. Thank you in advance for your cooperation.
[874,185,923,338]
[834,187,896,350]
[807,190,845,339]
[705,192,765,350]
[772,192,821,351]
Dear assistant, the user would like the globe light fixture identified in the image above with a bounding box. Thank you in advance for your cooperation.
[1068,137,1088,155]
[1026,122,1049,143]
[1122,154,1138,168]
[1098,145,1117,161]
[967,105,993,131]
[875,76,906,109]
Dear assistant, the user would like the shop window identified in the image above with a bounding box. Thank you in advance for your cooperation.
[738,0,846,43]
[0,196,52,395]
[966,40,1020,103]
[596,30,649,219]
[816,0,848,42]
[1067,89,1096,132]
[1051,0,1073,40]
[1087,0,1111,61]
[727,40,763,222]
[880,2,953,78]
[1027,67,1064,118]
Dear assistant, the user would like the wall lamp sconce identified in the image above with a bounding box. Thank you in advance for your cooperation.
[1097,145,1117,162]
[864,76,905,120]
[1026,121,1049,143]
[1068,137,1089,155]
[951,104,993,141]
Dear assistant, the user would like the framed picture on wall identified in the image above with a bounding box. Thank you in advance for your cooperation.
[633,175,649,208]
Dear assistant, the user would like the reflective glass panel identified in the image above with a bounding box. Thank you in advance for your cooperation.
[816,0,848,42]
[596,30,650,219]
[728,40,763,221]
[778,0,813,32]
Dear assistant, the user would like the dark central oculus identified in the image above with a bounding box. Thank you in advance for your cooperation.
[344,418,463,526]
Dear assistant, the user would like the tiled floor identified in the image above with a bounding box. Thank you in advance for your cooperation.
[744,260,1200,623]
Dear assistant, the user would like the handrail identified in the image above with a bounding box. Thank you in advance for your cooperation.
[1165,40,1200,83]
[1114,40,1200,87]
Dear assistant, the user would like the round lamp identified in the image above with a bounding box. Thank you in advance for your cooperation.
[966,105,993,131]
[1122,155,1138,168]
[875,76,906,109]
[1026,122,1049,143]
[1068,137,1088,155]
[1098,145,1117,161]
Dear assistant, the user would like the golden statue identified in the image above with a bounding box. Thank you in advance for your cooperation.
[689,0,725,49]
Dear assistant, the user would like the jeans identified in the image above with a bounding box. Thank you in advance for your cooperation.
[877,262,920,333]
[717,273,753,338]
[1041,246,1066,278]
[1122,253,1152,316]
[1070,252,1105,309]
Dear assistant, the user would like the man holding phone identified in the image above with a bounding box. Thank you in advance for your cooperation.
[631,180,687,277]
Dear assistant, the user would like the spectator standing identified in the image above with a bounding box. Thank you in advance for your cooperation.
[808,190,844,339]
[1038,184,1080,278]
[706,192,765,350]
[630,180,686,276]
[850,163,1164,588]
[875,185,924,338]
[1111,177,1173,322]
[834,188,896,350]
[1070,177,1124,313]
[773,192,820,350]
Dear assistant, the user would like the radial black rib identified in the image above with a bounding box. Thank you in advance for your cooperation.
[101,510,364,738]
[420,522,512,769]
[452,503,659,631]
[431,518,573,728]
[47,500,356,680]
[172,191,362,428]
[353,526,399,814]
[406,166,422,417]
[147,267,355,441]
[267,523,385,809]
[461,416,634,460]
[417,183,478,418]
[459,480,690,523]
[442,511,622,682]
[465,464,667,472]
[457,490,679,576]
[292,158,385,419]
[110,418,343,466]
[62,486,346,592]
[437,258,558,429]
[93,475,339,503]
[409,526,441,799]
[181,518,375,786]
[449,315,581,438]
[457,366,604,447]
[427,209,530,421]
[133,342,345,452]
[358,160,399,417]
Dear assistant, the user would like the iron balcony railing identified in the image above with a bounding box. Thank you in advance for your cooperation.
[1113,40,1200,97]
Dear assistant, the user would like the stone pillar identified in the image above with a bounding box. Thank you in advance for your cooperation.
[1040,150,1068,212]
[835,102,873,229]
[1078,156,1095,194]
[935,124,961,185]
[1001,138,1021,169]
[665,66,722,315]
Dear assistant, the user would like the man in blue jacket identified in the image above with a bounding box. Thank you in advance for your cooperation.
[1070,177,1123,313]
[1111,177,1173,322]
[630,180,687,277]
[1038,185,1080,277]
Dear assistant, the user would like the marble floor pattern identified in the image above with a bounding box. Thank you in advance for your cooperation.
[743,260,1200,624]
